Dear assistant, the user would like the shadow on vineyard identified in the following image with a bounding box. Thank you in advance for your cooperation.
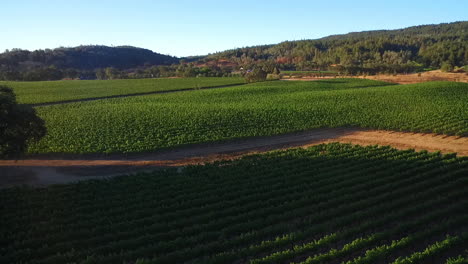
[1,143,467,263]
[4,77,246,105]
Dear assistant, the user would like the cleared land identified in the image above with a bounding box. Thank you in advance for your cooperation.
[2,77,245,104]
[27,79,468,154]
[284,70,468,84]
[358,70,468,84]
[2,143,468,263]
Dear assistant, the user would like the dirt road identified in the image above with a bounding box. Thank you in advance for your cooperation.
[1,128,467,187]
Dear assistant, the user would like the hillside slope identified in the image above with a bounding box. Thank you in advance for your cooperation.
[1,21,467,80]
[202,21,468,73]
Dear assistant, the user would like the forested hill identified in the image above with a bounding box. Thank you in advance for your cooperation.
[202,21,468,73]
[0,45,178,74]
[1,22,467,81]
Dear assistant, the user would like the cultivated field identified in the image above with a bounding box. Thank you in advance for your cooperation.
[2,77,245,104]
[1,77,468,263]
[27,79,468,154]
[2,144,468,263]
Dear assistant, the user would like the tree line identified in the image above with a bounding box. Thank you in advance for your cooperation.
[0,62,238,81]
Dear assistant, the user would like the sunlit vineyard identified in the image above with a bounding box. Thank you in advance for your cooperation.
[28,79,468,154]
[2,77,245,104]
[1,143,467,263]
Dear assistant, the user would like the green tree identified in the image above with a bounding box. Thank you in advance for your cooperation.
[95,68,106,80]
[64,68,78,79]
[244,67,267,83]
[0,86,46,158]
[440,61,454,72]
[272,67,280,75]
[105,67,120,79]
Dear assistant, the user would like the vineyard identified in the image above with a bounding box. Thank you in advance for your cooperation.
[2,77,245,104]
[27,79,468,154]
[1,143,468,263]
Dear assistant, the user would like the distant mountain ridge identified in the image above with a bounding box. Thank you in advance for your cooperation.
[0,45,178,71]
[0,21,467,80]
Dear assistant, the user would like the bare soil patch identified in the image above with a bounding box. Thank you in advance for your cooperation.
[357,70,468,84]
[1,128,466,187]
[284,70,468,84]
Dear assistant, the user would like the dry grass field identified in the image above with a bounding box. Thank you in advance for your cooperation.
[284,70,468,84]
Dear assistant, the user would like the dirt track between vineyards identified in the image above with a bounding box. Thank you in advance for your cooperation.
[1,128,467,187]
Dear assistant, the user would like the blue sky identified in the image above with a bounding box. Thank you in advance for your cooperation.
[1,0,467,57]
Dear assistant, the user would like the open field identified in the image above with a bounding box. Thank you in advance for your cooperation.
[1,143,468,263]
[27,79,468,154]
[1,77,245,104]
[284,70,468,84]
[357,70,468,84]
